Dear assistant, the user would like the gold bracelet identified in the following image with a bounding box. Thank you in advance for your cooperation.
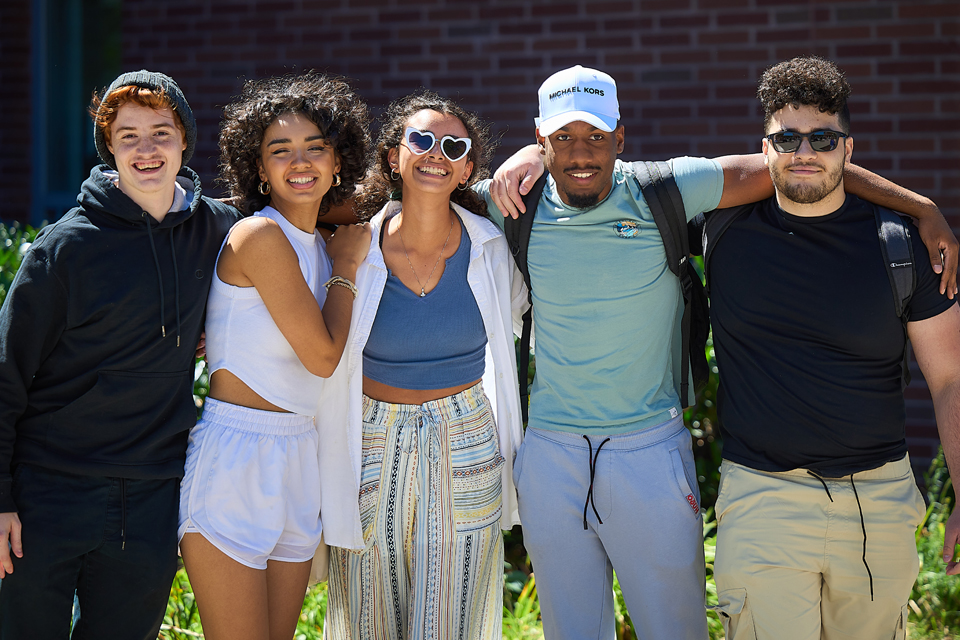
[323,275,358,299]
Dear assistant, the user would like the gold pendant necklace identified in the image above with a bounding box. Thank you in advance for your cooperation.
[397,212,454,297]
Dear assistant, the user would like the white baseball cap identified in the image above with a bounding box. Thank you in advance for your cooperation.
[535,65,620,136]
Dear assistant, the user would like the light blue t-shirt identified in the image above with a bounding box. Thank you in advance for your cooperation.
[477,157,723,435]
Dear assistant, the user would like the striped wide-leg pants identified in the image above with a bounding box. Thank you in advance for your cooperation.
[325,382,505,640]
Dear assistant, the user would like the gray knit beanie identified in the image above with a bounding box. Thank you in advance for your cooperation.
[94,70,197,170]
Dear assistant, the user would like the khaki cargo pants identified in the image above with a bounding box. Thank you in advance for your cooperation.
[712,456,925,640]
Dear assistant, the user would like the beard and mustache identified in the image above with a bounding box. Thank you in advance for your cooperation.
[770,157,845,205]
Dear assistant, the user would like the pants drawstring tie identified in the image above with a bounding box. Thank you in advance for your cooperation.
[119,477,127,551]
[582,435,610,530]
[807,468,873,601]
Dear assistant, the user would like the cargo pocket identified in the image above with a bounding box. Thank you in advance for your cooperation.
[710,588,756,640]
[450,404,504,532]
[358,419,387,544]
[895,603,908,640]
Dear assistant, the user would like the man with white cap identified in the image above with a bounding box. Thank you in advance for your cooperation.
[474,65,957,639]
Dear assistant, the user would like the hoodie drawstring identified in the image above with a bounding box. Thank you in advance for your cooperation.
[119,477,127,551]
[170,229,181,347]
[806,469,873,601]
[143,213,182,347]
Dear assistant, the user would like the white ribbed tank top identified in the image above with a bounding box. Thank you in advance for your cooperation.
[205,206,332,416]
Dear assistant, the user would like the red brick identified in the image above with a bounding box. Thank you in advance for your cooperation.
[895,175,937,192]
[699,104,751,118]
[877,100,936,114]
[429,42,472,55]
[479,6,523,19]
[398,27,441,39]
[662,49,712,64]
[903,81,960,95]
[852,81,894,95]
[382,43,423,57]
[661,14,710,28]
[641,142,692,157]
[397,58,440,73]
[877,138,937,153]
[499,22,544,35]
[697,66,750,81]
[944,22,960,36]
[330,13,373,26]
[448,58,490,72]
[586,36,633,49]
[813,26,870,40]
[661,122,710,136]
[756,28,812,43]
[605,52,656,66]
[944,60,960,74]
[550,20,599,33]
[588,1,634,11]
[698,31,750,46]
[659,85,709,100]
[499,57,546,70]
[530,2,579,17]
[878,61,936,76]
[642,33,691,47]
[533,38,571,52]
[482,40,524,53]
[774,44,831,60]
[697,140,755,156]
[835,43,893,57]
[717,12,770,27]
[898,3,960,19]
[718,48,769,63]
[901,41,960,57]
[902,157,960,172]
[427,7,473,21]
[640,0,691,9]
[552,53,600,68]
[642,105,692,119]
[853,119,895,134]
[602,17,654,31]
[377,10,424,23]
[901,118,960,133]
[716,84,756,99]
[382,77,425,91]
[877,23,936,38]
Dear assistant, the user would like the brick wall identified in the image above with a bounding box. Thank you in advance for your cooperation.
[1,0,957,469]
[0,2,32,220]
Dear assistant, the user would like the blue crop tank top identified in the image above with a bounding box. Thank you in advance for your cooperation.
[363,215,487,390]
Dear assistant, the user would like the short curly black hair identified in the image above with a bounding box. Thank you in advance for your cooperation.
[218,72,370,218]
[758,56,851,134]
[355,90,495,221]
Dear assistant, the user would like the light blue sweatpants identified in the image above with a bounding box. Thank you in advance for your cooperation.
[513,416,708,640]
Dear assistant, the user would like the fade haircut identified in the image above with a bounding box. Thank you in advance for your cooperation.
[758,56,851,134]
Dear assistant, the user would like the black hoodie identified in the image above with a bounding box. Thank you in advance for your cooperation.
[0,165,240,512]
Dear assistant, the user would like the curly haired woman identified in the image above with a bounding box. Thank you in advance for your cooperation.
[177,73,371,640]
[319,90,526,640]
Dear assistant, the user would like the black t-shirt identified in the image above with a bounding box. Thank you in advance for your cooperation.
[709,194,956,476]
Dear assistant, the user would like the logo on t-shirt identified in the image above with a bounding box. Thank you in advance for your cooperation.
[613,220,641,238]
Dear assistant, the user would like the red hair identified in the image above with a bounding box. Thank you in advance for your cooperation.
[89,85,186,147]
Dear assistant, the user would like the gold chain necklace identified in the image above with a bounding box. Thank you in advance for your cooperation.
[396,212,454,297]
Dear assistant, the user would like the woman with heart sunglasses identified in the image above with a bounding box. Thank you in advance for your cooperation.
[320,90,525,639]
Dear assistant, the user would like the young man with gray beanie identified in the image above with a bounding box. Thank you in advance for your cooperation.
[477,65,957,639]
[0,70,239,639]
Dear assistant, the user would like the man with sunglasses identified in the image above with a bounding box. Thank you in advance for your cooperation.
[482,61,958,640]
[704,56,960,639]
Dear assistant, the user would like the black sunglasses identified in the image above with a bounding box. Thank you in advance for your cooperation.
[765,130,848,153]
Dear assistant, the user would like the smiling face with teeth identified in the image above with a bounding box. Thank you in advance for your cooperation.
[107,102,187,209]
[537,120,625,209]
[387,109,474,198]
[257,112,341,219]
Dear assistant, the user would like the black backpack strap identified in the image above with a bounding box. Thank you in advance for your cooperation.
[503,172,547,424]
[702,204,754,297]
[875,207,917,387]
[633,160,702,405]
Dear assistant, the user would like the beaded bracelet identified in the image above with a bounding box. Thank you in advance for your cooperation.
[323,275,358,299]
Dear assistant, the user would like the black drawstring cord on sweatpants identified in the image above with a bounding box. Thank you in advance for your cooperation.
[120,477,127,551]
[582,435,611,530]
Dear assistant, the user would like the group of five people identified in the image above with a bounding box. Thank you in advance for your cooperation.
[0,55,957,640]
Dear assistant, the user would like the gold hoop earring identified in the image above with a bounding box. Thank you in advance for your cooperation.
[258,181,271,195]
[390,168,400,181]
[332,173,341,187]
